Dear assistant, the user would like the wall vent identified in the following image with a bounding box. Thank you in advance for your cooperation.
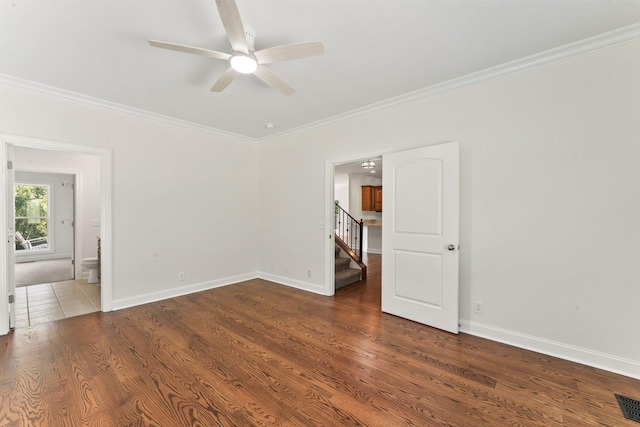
[615,394,640,423]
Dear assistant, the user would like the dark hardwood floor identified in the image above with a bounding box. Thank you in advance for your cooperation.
[1,253,639,426]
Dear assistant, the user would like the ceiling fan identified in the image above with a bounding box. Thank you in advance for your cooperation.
[148,0,324,96]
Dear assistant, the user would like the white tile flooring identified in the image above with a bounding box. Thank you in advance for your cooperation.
[14,280,101,328]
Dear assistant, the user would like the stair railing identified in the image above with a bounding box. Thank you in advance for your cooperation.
[334,202,363,263]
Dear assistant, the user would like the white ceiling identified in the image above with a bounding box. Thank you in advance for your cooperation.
[2,0,639,140]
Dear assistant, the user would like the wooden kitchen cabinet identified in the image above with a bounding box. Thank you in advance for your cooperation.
[374,186,382,211]
[362,185,382,212]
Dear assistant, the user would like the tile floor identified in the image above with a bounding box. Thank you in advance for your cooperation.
[14,279,101,328]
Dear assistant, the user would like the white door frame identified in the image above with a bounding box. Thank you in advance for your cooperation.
[324,150,386,296]
[0,134,113,335]
[6,145,15,328]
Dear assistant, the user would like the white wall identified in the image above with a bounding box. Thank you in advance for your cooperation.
[0,82,259,309]
[258,40,640,377]
[14,170,78,263]
[334,173,349,210]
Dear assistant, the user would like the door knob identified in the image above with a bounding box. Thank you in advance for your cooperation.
[448,244,456,251]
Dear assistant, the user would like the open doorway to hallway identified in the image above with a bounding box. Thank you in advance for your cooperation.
[330,156,383,295]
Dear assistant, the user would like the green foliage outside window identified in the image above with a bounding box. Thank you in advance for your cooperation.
[15,184,49,250]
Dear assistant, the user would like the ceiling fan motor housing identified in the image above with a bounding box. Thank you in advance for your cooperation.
[244,27,256,51]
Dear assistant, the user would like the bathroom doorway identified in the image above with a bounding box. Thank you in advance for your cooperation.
[1,134,113,335]
[11,169,99,328]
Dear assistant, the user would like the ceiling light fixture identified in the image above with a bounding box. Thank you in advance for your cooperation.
[230,52,257,74]
[361,160,376,169]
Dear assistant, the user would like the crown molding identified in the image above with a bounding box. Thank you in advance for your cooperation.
[0,74,257,144]
[2,23,639,144]
[258,23,640,143]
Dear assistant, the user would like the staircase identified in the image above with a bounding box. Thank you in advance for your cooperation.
[335,245,362,289]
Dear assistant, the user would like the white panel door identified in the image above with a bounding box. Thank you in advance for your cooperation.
[382,142,459,333]
[6,145,16,329]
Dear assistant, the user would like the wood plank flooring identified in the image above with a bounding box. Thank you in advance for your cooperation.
[1,254,639,426]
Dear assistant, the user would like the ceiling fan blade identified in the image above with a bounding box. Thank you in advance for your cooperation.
[215,0,248,53]
[254,65,295,96]
[148,40,231,61]
[210,67,238,92]
[254,41,325,65]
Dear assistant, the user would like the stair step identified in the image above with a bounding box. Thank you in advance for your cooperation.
[335,257,350,272]
[335,268,361,289]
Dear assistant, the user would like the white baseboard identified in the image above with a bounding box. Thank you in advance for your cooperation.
[111,272,258,311]
[460,320,640,380]
[258,272,326,295]
[366,249,382,255]
[16,252,72,263]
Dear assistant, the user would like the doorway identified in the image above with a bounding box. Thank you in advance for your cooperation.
[326,151,384,297]
[1,134,113,335]
[11,169,100,328]
[325,143,460,334]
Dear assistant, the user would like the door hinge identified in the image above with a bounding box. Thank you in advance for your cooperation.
[71,259,75,265]
[6,161,13,170]
[8,294,15,304]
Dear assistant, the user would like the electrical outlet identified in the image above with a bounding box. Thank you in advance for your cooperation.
[178,272,185,281]
[474,301,484,315]
[307,269,311,278]
[284,264,290,273]
[271,263,275,271]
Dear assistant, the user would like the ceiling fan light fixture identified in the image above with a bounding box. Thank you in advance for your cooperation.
[230,52,257,74]
[148,0,324,94]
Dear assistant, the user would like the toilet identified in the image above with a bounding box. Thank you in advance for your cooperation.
[81,257,100,283]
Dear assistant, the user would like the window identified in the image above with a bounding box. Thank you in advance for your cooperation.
[14,184,50,252]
